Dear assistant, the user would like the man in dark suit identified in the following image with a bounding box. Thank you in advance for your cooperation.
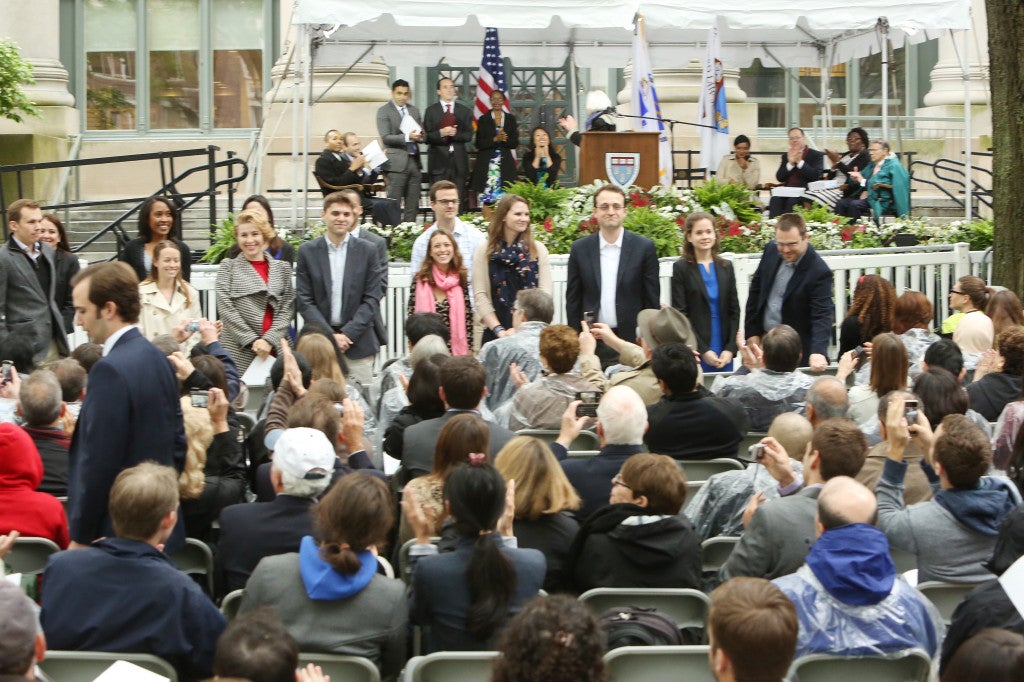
[718,419,867,583]
[744,212,834,372]
[376,78,424,224]
[401,356,514,480]
[0,198,69,363]
[66,262,187,549]
[565,183,660,367]
[314,129,347,190]
[216,427,335,595]
[295,192,386,389]
[422,77,473,206]
[336,132,401,227]
[768,127,824,217]
[339,187,389,361]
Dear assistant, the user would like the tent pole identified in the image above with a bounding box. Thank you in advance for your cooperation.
[818,46,827,152]
[962,26,972,221]
[878,18,890,141]
[290,25,301,231]
[304,24,314,228]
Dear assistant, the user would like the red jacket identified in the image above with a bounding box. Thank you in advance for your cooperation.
[0,423,68,547]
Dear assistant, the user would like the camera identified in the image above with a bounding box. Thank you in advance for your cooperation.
[748,443,766,461]
[575,391,602,417]
[190,388,209,408]
[187,320,201,332]
[583,311,597,326]
[1,360,11,384]
[851,345,865,359]
[904,399,920,425]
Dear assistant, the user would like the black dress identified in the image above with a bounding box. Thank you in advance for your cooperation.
[520,149,562,187]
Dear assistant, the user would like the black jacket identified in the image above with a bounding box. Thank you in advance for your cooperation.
[671,257,740,356]
[513,512,580,593]
[118,236,193,283]
[966,372,1022,422]
[569,503,702,593]
[645,391,749,461]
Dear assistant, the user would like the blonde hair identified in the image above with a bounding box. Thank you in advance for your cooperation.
[296,334,346,386]
[494,436,580,520]
[233,208,276,244]
[179,397,211,499]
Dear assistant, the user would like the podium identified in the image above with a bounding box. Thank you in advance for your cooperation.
[578,131,660,188]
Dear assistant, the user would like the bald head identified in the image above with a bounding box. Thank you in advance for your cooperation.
[816,476,877,536]
[806,376,849,424]
[768,412,813,462]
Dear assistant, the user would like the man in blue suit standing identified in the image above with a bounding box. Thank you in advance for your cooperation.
[744,213,834,372]
[565,183,660,368]
[295,192,386,389]
[67,261,186,549]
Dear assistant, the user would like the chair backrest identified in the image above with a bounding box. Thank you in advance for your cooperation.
[39,651,179,682]
[220,588,245,622]
[567,449,600,458]
[788,648,932,682]
[700,536,740,574]
[407,651,500,682]
[889,545,917,575]
[398,536,440,584]
[515,428,600,451]
[167,537,215,595]
[603,645,715,682]
[5,537,61,575]
[579,588,711,631]
[678,458,745,482]
[915,581,976,625]
[737,431,768,460]
[297,653,381,682]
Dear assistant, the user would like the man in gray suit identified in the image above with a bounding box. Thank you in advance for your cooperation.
[718,418,867,582]
[376,79,424,224]
[400,355,514,482]
[0,198,69,363]
[296,192,386,389]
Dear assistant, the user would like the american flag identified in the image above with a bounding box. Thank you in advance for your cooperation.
[473,27,507,123]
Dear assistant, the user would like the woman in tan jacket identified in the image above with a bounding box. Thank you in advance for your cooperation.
[138,240,203,350]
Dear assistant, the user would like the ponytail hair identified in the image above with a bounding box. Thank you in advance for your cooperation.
[313,474,393,574]
[445,463,516,641]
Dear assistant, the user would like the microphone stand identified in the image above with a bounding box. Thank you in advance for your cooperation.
[611,111,721,181]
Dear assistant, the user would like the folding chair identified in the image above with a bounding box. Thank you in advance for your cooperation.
[220,588,245,622]
[578,588,710,632]
[39,651,179,682]
[678,458,745,482]
[5,537,61,575]
[915,581,976,625]
[297,653,380,682]
[406,651,500,682]
[787,648,931,682]
[515,428,600,451]
[701,536,740,575]
[604,645,715,682]
[167,537,215,595]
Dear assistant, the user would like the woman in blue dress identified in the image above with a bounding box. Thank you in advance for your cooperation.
[671,212,740,373]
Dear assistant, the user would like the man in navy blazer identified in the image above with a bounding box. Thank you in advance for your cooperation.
[768,127,825,217]
[66,262,187,549]
[295,192,386,388]
[744,213,834,372]
[565,183,660,367]
[422,77,474,206]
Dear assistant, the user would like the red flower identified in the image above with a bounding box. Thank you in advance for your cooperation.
[727,223,743,237]
[543,218,553,233]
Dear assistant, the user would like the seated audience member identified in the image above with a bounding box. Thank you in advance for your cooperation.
[404,461,546,652]
[687,412,812,541]
[0,579,48,680]
[18,370,70,495]
[719,419,867,582]
[707,578,798,682]
[0,422,68,547]
[491,594,606,682]
[292,332,377,443]
[838,331,908,428]
[994,386,1024,472]
[70,341,103,373]
[506,324,595,431]
[955,310,995,377]
[569,453,701,592]
[920,339,992,435]
[50,357,86,422]
[645,342,748,460]
[968,327,1024,421]
[399,413,489,545]
[400,356,514,481]
[713,324,815,431]
[773,476,944,658]
[941,504,1024,674]
[240,472,406,678]
[217,427,335,595]
[856,390,934,504]
[377,334,450,448]
[377,312,449,399]
[494,436,581,592]
[554,385,649,521]
[212,608,303,682]
[893,290,940,376]
[836,274,896,359]
[580,307,698,406]
[803,375,850,424]
[479,289,553,412]
[41,462,226,680]
[382,353,447,462]
[878,403,1022,583]
[942,629,1024,682]
[179,385,247,541]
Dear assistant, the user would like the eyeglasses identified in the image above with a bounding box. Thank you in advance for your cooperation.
[950,289,964,295]
[434,198,459,206]
[611,475,631,490]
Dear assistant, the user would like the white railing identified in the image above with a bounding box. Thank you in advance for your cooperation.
[179,242,975,366]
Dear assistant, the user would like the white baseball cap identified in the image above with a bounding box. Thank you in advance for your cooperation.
[273,427,337,480]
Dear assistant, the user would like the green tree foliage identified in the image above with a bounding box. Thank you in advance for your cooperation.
[0,39,40,123]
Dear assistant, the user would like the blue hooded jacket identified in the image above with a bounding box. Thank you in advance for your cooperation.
[298,535,377,600]
[806,523,896,606]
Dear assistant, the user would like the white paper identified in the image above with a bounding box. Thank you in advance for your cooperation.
[240,354,275,387]
[383,453,401,475]
[770,186,806,198]
[808,179,840,191]
[399,114,421,137]
[361,140,388,171]
[998,554,1024,619]
[93,660,171,682]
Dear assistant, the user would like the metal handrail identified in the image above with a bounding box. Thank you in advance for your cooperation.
[909,155,992,218]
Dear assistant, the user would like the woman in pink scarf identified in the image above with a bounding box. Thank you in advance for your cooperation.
[408,229,472,355]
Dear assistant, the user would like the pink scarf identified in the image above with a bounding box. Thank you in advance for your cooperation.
[414,264,469,355]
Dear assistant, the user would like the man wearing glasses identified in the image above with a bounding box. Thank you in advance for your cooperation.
[565,184,660,368]
[409,180,485,294]
[744,212,834,373]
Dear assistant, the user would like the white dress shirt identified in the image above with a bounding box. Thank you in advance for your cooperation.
[598,228,624,329]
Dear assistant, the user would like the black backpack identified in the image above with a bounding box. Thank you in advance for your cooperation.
[598,606,687,649]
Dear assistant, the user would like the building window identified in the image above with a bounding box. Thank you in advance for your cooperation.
[81,0,268,133]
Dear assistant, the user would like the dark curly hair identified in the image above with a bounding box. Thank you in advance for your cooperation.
[846,274,895,341]
[492,595,606,682]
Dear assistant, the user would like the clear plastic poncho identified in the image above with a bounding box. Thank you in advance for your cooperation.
[711,369,814,431]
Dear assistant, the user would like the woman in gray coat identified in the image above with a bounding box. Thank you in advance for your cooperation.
[215,210,294,373]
